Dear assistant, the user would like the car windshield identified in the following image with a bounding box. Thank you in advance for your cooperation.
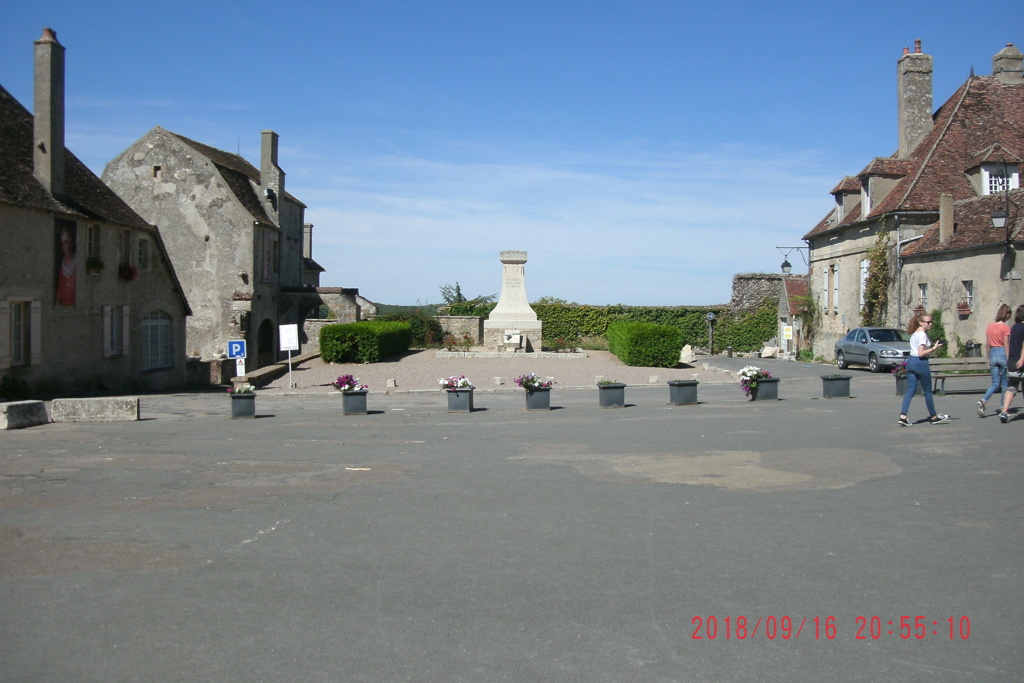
[869,329,909,343]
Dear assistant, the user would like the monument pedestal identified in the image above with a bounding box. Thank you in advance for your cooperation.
[485,250,543,352]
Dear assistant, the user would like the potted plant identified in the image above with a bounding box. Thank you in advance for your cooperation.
[85,255,104,275]
[332,374,369,415]
[739,365,778,401]
[118,262,138,281]
[515,372,554,411]
[820,374,852,398]
[956,299,972,316]
[667,379,699,405]
[227,383,256,418]
[596,379,627,408]
[439,375,474,412]
[892,361,921,396]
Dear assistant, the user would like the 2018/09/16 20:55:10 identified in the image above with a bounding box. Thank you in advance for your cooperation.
[691,615,971,640]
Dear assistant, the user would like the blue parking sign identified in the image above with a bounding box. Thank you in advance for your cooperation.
[227,340,247,359]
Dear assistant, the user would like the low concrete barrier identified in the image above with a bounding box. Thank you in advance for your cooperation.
[50,397,140,422]
[0,400,49,429]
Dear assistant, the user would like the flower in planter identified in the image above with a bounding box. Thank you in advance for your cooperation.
[331,374,368,392]
[890,360,908,379]
[738,365,772,396]
[118,262,139,281]
[596,379,620,385]
[438,375,472,390]
[514,372,553,391]
[227,383,255,395]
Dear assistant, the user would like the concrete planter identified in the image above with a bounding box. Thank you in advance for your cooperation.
[667,380,699,405]
[749,377,779,401]
[821,375,852,398]
[446,388,474,413]
[341,390,368,415]
[895,376,922,396]
[524,387,551,411]
[230,394,256,419]
[597,383,627,408]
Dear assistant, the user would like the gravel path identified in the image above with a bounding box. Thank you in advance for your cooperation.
[262,350,738,394]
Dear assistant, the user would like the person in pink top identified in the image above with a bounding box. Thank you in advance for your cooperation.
[978,304,1013,417]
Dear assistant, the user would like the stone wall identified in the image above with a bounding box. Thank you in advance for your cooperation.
[437,316,483,344]
[731,273,784,310]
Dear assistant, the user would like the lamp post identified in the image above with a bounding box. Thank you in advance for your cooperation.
[992,207,1010,256]
[776,246,808,273]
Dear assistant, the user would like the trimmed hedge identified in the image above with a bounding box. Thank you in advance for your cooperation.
[319,321,412,363]
[607,321,683,367]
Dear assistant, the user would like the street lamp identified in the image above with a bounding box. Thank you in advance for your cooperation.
[776,246,808,274]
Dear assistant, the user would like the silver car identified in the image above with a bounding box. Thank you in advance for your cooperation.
[835,327,911,372]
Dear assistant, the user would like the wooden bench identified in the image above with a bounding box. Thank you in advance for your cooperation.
[929,356,989,394]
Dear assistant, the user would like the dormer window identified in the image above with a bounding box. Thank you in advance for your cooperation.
[983,164,1019,195]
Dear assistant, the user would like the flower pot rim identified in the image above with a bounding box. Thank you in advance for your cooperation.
[667,379,699,385]
[596,382,627,388]
[820,374,852,380]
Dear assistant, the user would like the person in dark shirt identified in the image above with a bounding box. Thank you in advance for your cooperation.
[997,304,1024,423]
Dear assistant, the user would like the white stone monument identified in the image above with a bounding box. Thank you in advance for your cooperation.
[484,250,542,352]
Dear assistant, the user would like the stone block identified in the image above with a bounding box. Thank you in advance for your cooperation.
[50,397,140,422]
[0,400,49,429]
[679,345,696,365]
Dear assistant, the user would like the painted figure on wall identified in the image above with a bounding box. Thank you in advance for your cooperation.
[56,221,77,306]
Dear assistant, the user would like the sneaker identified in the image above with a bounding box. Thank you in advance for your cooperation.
[977,400,986,418]
[999,412,1010,423]
[930,414,950,424]
[898,415,911,427]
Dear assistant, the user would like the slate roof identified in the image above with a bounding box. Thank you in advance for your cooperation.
[901,188,1024,256]
[0,84,152,230]
[805,75,1024,240]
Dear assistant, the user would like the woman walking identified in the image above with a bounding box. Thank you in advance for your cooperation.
[997,305,1024,423]
[978,304,1013,417]
[898,311,950,426]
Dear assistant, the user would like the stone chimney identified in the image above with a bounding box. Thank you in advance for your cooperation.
[302,223,313,259]
[938,193,954,245]
[993,43,1024,85]
[33,27,66,199]
[260,130,285,214]
[897,39,933,159]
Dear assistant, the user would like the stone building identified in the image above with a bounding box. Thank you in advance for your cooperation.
[103,127,356,369]
[0,29,190,395]
[803,41,1023,358]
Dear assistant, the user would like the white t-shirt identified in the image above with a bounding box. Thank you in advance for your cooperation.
[909,329,931,358]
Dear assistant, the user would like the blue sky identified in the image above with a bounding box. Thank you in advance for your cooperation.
[3,1,1021,305]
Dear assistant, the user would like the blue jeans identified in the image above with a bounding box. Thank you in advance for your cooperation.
[982,347,1008,402]
[901,356,938,417]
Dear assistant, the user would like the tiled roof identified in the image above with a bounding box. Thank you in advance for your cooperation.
[0,84,151,230]
[784,276,809,316]
[901,188,1024,256]
[830,176,861,195]
[805,75,1024,239]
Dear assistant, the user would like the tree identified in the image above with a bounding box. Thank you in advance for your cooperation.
[440,282,466,304]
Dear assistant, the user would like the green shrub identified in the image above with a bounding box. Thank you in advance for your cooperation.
[929,309,949,358]
[606,321,683,367]
[376,313,444,348]
[320,321,412,363]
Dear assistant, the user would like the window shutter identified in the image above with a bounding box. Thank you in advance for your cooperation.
[822,269,829,312]
[0,301,10,369]
[833,264,840,313]
[102,305,112,357]
[121,306,130,355]
[29,301,42,365]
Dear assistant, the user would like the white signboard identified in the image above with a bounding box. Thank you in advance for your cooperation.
[279,324,299,352]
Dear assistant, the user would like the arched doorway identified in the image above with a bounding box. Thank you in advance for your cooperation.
[257,319,275,369]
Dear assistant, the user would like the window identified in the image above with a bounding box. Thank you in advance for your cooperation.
[982,164,1019,195]
[137,238,151,270]
[859,259,869,308]
[918,283,929,308]
[118,230,132,266]
[103,305,129,357]
[962,280,974,306]
[1,299,42,369]
[152,165,162,180]
[141,311,172,370]
[87,224,100,258]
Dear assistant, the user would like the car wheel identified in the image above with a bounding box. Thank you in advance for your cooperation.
[868,353,880,372]
[836,351,847,369]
